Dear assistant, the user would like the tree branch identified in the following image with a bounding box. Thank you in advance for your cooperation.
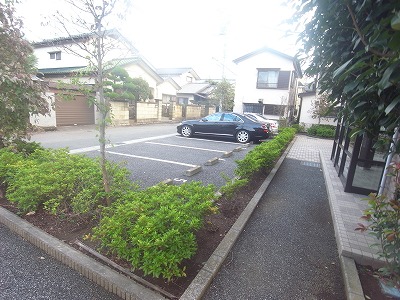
[346,3,395,58]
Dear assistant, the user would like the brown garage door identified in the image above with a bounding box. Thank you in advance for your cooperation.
[55,94,95,126]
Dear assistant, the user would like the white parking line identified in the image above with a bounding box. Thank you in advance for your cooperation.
[69,133,177,154]
[106,151,197,167]
[175,136,241,145]
[145,141,227,153]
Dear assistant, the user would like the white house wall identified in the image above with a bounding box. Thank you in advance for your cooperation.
[34,38,135,69]
[35,44,88,69]
[156,81,177,100]
[233,51,295,114]
[30,92,56,128]
[299,94,336,127]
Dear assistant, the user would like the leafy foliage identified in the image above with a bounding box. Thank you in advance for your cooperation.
[0,2,50,147]
[0,148,137,215]
[92,182,217,280]
[235,128,296,179]
[307,124,335,138]
[209,79,235,111]
[292,0,400,137]
[104,67,151,102]
[357,162,400,286]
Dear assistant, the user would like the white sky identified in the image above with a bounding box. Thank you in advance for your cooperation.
[16,0,301,79]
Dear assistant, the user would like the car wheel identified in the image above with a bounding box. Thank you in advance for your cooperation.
[236,130,250,143]
[181,125,193,137]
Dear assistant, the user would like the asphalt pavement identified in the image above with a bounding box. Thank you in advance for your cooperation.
[0,224,120,300]
[203,158,345,300]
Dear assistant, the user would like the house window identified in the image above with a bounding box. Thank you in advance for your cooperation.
[49,51,61,60]
[257,69,279,88]
[257,69,291,89]
[264,104,285,116]
[186,76,193,83]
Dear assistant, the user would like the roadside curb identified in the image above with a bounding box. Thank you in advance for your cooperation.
[179,136,297,299]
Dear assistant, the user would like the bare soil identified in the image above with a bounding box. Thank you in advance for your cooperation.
[357,264,399,300]
[0,171,391,299]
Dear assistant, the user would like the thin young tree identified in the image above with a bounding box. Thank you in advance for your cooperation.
[308,93,332,124]
[49,0,132,205]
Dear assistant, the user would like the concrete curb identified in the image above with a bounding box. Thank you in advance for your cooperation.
[0,206,166,300]
[179,136,297,300]
[340,256,366,300]
[185,165,202,176]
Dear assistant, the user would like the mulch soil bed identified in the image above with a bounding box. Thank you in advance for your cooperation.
[0,173,265,298]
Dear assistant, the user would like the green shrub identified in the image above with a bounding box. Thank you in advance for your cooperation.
[291,123,305,133]
[219,175,249,199]
[5,148,137,215]
[12,140,44,156]
[235,127,296,179]
[307,124,335,138]
[0,148,25,184]
[92,182,217,280]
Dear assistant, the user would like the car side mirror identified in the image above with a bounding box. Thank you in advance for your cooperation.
[201,118,208,122]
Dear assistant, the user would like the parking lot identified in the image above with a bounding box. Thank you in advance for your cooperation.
[13,122,256,300]
[63,129,255,189]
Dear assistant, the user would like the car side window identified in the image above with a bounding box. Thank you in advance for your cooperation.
[222,113,243,122]
[204,113,222,122]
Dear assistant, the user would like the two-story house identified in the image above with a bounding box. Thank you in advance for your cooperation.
[232,47,302,123]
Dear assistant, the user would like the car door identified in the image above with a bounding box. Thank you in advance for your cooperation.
[192,113,223,134]
[220,113,242,136]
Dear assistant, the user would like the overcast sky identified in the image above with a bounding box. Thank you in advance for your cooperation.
[16,0,300,79]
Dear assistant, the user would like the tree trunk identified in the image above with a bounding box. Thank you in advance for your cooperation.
[96,23,111,206]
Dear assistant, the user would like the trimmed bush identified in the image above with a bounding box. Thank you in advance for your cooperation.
[92,182,217,280]
[3,148,137,215]
[235,127,296,179]
[307,124,335,138]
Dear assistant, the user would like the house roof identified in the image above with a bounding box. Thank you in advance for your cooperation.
[177,82,214,95]
[31,29,139,54]
[110,57,163,83]
[233,46,302,78]
[37,56,163,84]
[156,68,201,80]
[160,77,181,90]
[37,66,87,76]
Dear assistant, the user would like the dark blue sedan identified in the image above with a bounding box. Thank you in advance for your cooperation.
[177,112,270,143]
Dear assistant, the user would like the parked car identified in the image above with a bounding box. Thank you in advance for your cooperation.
[177,112,270,143]
[244,113,279,134]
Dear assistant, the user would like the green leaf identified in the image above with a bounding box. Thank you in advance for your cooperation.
[333,59,353,79]
[391,12,400,31]
[378,62,400,91]
[385,95,400,115]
